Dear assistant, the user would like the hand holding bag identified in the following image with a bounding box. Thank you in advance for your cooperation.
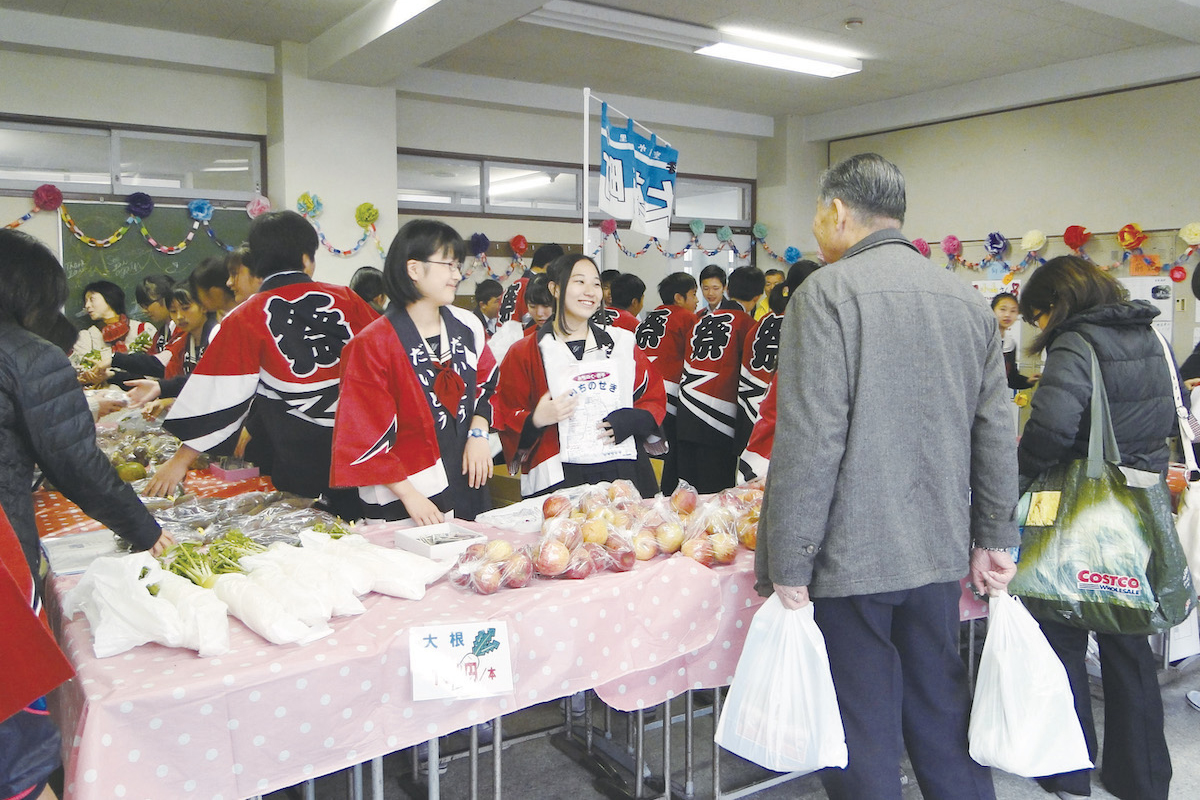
[968,592,1092,776]
[1009,336,1196,634]
[714,594,848,773]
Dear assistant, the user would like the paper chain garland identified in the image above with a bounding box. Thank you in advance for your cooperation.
[296,193,386,259]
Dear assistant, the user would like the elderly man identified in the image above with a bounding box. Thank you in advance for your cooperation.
[755,153,1019,799]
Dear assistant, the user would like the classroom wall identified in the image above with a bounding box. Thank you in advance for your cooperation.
[829,78,1200,360]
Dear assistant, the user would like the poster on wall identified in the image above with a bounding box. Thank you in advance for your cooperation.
[1121,275,1173,339]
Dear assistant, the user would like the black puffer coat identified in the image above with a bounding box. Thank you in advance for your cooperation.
[0,318,160,580]
[1018,301,1177,493]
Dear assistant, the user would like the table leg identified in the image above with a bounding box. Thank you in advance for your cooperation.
[662,698,671,799]
[370,758,383,800]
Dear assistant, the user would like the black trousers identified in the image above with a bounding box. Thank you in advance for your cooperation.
[675,438,737,494]
[813,581,995,800]
[1035,619,1171,800]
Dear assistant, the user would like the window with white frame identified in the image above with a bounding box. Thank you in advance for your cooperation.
[399,150,753,228]
[0,119,264,201]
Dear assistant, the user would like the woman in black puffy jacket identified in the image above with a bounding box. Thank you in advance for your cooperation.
[1017,255,1177,800]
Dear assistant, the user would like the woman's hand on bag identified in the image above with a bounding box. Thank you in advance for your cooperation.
[531,391,578,428]
[774,583,810,610]
[969,547,1017,595]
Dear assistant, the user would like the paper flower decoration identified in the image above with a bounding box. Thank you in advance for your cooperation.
[600,218,617,236]
[354,203,379,228]
[33,184,63,212]
[1171,265,1188,283]
[716,226,733,242]
[509,235,528,257]
[1117,223,1147,251]
[187,199,214,222]
[941,235,961,257]
[246,194,271,219]
[689,219,705,238]
[1063,225,1090,251]
[752,222,768,239]
[1180,223,1200,247]
[469,233,490,257]
[296,192,322,218]
[912,238,931,258]
[1020,230,1047,252]
[784,246,801,263]
[984,232,1008,257]
[125,192,154,219]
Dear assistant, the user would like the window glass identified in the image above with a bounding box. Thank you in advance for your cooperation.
[117,133,260,199]
[0,123,110,191]
[398,153,481,211]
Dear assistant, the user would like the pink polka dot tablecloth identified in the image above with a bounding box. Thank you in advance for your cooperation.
[45,523,762,800]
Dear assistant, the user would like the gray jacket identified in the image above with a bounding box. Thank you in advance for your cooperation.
[755,229,1019,598]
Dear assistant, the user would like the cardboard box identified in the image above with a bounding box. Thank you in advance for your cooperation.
[393,522,488,561]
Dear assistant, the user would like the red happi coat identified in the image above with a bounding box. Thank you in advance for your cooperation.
[737,310,783,447]
[635,303,698,418]
[492,322,666,497]
[330,305,490,520]
[163,273,378,498]
[676,307,756,445]
[604,306,640,332]
[739,375,777,483]
[497,272,531,325]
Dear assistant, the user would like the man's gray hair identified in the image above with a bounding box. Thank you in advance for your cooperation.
[817,153,906,226]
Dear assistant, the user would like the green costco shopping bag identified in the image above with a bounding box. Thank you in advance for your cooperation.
[1009,337,1196,635]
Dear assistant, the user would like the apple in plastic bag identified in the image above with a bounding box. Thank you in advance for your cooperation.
[655,520,685,554]
[504,551,534,588]
[633,532,659,560]
[710,530,738,565]
[542,494,572,519]
[534,539,571,577]
[670,484,698,516]
[681,536,715,567]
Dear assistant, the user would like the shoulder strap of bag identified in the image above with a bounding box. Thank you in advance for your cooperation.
[1152,329,1200,447]
[1074,336,1120,478]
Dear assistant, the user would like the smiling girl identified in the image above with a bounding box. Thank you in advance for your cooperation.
[331,219,492,524]
[492,253,667,498]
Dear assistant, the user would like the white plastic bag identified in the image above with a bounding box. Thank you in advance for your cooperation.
[714,595,848,773]
[299,530,449,600]
[152,571,231,658]
[212,573,332,646]
[63,553,185,658]
[968,592,1092,777]
[241,542,365,617]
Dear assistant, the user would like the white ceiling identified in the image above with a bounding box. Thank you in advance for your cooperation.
[4,0,1200,140]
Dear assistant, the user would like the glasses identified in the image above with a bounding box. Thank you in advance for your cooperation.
[424,259,462,273]
[1023,309,1049,327]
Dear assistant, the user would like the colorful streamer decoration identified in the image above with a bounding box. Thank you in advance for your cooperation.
[911,238,931,258]
[6,184,65,229]
[60,206,134,248]
[296,192,384,259]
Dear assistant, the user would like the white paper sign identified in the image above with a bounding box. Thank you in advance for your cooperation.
[539,332,637,465]
[1121,275,1173,339]
[409,621,514,701]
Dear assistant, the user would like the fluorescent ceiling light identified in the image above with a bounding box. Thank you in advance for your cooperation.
[521,1,859,78]
[202,166,250,172]
[488,174,552,197]
[696,42,860,78]
[521,0,714,52]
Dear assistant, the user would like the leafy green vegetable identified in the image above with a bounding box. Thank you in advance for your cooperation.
[471,628,500,658]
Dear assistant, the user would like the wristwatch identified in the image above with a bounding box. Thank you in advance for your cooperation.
[468,427,488,439]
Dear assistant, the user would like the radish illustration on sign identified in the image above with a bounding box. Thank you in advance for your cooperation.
[410,620,514,700]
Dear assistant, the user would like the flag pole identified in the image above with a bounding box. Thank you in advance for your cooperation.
[582,87,591,256]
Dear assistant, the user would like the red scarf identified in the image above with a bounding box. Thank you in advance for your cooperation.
[432,357,465,412]
[101,315,131,353]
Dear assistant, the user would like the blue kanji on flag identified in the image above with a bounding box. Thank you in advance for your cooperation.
[631,132,678,240]
[599,103,635,220]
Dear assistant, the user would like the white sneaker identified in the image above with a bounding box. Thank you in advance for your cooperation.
[1187,690,1200,711]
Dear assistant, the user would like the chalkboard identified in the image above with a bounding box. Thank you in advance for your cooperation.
[61,203,252,322]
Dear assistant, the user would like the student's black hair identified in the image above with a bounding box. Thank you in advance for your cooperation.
[727,266,765,303]
[699,264,727,286]
[474,278,503,305]
[657,272,698,305]
[610,273,645,310]
[135,274,176,308]
[191,256,236,304]
[382,218,466,307]
[525,273,554,309]
[350,266,386,305]
[779,260,821,313]
[225,244,250,277]
[990,291,1018,310]
[547,253,602,336]
[83,280,128,317]
[530,243,565,271]
[166,284,200,310]
[0,229,76,352]
[600,269,621,286]
[244,210,320,279]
